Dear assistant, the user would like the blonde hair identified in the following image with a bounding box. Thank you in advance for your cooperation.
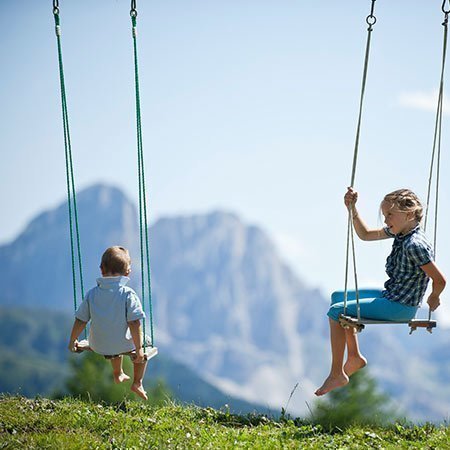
[100,246,131,275]
[382,189,424,223]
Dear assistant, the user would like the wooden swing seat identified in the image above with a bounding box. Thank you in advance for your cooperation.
[339,314,437,334]
[74,339,158,361]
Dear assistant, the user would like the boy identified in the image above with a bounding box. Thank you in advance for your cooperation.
[68,246,148,400]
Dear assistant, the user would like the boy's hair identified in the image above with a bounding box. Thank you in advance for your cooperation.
[100,246,131,275]
[382,189,424,223]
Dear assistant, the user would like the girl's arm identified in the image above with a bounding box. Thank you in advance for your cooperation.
[345,187,389,241]
[421,261,446,311]
[351,210,389,241]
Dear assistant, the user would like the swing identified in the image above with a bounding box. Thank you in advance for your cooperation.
[338,316,437,334]
[338,0,448,334]
[53,0,157,359]
[74,337,159,361]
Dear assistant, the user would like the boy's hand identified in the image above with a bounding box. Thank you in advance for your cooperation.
[68,340,79,352]
[427,294,441,311]
[344,187,358,211]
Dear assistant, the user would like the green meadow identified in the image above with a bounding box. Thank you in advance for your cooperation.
[1,397,450,449]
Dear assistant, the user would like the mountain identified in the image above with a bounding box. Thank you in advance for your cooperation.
[150,211,329,411]
[1,184,450,421]
[0,185,139,310]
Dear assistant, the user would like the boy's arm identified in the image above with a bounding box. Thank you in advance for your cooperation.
[68,318,87,352]
[421,261,446,311]
[128,319,145,362]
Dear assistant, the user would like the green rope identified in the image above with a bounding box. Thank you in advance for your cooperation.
[131,9,155,349]
[343,0,376,318]
[53,7,85,324]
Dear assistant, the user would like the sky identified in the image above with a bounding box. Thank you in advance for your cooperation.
[1,0,450,323]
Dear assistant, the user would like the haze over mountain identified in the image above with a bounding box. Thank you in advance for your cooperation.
[1,184,449,421]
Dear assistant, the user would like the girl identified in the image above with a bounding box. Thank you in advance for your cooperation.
[315,188,446,396]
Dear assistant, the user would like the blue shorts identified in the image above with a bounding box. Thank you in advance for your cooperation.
[327,289,418,322]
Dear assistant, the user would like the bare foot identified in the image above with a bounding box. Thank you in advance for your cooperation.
[131,383,148,400]
[315,374,349,396]
[344,355,367,377]
[113,372,130,384]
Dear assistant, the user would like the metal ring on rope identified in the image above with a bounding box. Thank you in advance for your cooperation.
[130,0,138,18]
[366,15,377,26]
[366,0,377,28]
[442,0,450,15]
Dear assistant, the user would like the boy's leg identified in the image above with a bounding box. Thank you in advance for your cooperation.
[315,318,349,396]
[110,356,130,384]
[130,359,148,401]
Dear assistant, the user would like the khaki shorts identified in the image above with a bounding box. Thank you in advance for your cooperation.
[103,335,152,360]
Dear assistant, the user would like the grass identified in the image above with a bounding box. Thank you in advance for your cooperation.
[1,396,450,449]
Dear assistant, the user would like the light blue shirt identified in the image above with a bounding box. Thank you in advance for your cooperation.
[76,276,145,355]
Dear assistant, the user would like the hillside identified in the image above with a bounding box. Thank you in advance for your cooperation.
[1,397,450,449]
[0,307,267,415]
[0,184,330,416]
[1,184,450,421]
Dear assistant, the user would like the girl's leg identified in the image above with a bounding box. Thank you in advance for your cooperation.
[110,356,130,384]
[318,290,392,396]
[131,359,148,401]
[328,297,418,322]
[315,318,349,396]
[331,289,384,305]
[343,327,367,376]
[327,295,417,379]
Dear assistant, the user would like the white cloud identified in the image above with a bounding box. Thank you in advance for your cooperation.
[398,89,450,114]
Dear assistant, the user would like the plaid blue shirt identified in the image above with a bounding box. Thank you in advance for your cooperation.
[382,225,434,307]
